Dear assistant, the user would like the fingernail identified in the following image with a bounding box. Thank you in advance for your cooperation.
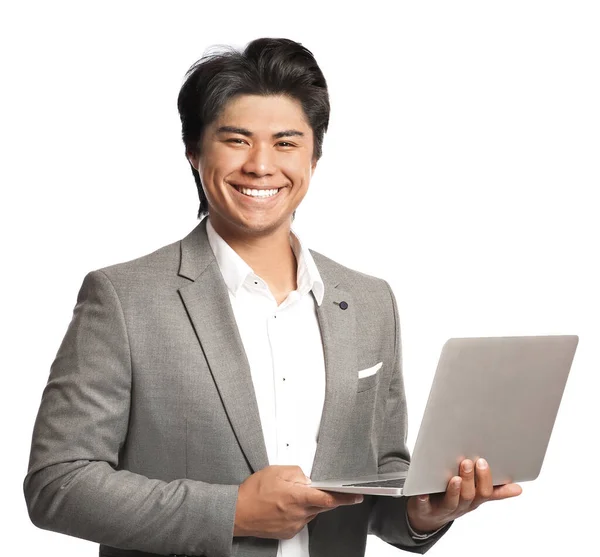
[463,461,473,473]
[354,495,364,503]
[453,478,462,489]
[477,458,488,470]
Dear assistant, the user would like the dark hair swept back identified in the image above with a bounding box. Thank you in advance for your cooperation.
[177,38,330,218]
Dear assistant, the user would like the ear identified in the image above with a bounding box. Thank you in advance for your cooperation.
[187,151,199,171]
[311,158,318,176]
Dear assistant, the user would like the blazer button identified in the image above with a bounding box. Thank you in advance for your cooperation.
[339,301,348,310]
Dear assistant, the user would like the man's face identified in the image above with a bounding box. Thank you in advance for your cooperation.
[191,94,316,239]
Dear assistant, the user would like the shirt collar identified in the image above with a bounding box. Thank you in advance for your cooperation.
[206,217,325,306]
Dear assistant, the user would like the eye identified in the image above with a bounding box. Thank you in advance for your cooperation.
[276,141,295,148]
[226,138,248,145]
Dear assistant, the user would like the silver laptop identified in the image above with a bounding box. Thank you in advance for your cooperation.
[309,335,578,497]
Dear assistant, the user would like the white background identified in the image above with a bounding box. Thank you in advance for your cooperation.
[2,1,598,555]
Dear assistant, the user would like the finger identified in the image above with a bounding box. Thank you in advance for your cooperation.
[489,483,523,501]
[304,494,363,516]
[300,487,362,509]
[458,459,476,508]
[474,459,494,502]
[440,476,462,513]
[331,492,364,506]
[318,490,364,507]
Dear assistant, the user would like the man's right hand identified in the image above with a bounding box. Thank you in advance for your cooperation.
[233,465,363,540]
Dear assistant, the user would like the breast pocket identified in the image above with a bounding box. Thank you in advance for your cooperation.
[356,362,382,392]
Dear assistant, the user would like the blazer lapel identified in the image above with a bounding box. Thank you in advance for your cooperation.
[310,273,358,480]
[177,220,269,474]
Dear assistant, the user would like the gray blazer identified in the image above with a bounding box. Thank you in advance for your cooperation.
[24,219,448,557]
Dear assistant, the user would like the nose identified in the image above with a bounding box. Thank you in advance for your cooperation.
[241,144,276,177]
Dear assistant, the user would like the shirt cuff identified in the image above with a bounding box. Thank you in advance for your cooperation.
[405,508,446,540]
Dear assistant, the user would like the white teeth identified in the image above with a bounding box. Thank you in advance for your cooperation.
[239,187,280,198]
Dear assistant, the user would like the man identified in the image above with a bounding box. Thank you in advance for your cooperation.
[24,38,521,557]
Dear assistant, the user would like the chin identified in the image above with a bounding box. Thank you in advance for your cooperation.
[238,216,288,235]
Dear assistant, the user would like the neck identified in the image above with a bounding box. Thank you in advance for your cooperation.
[209,217,298,303]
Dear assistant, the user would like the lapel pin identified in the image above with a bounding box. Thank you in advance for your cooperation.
[334,300,349,310]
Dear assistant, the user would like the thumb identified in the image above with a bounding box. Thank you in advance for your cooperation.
[415,494,432,515]
[276,465,311,484]
[295,471,311,485]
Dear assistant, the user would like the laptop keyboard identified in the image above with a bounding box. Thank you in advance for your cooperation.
[342,478,406,488]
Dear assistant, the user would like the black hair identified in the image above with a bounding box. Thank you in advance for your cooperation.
[177,38,330,218]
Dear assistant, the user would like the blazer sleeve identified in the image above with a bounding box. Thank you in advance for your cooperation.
[368,281,451,554]
[23,270,239,557]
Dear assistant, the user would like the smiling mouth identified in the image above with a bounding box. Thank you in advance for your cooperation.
[231,184,283,198]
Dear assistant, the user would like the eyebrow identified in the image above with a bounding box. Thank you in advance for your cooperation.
[216,126,305,139]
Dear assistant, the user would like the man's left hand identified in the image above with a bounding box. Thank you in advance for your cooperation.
[407,458,523,534]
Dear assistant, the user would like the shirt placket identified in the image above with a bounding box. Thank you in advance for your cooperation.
[267,306,292,465]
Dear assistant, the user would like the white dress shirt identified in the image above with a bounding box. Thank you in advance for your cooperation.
[206,218,325,557]
[206,218,436,553]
